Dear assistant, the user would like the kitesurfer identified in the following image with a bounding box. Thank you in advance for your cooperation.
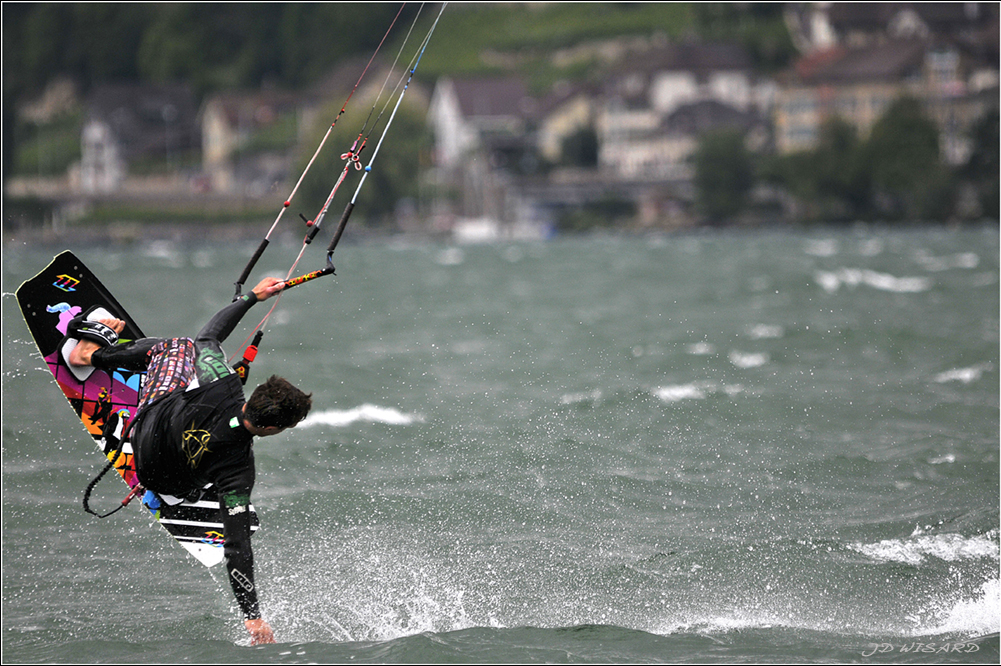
[66,276,311,645]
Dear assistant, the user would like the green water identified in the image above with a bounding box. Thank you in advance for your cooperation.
[2,227,998,663]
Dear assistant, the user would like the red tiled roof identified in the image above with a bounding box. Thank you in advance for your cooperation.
[795,39,927,84]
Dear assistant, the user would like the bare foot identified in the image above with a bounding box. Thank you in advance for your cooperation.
[67,318,125,367]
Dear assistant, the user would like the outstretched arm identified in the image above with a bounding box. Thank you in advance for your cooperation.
[193,278,284,385]
[218,480,276,645]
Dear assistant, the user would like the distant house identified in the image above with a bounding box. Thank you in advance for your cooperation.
[774,33,998,160]
[775,39,926,152]
[535,81,596,163]
[826,2,992,47]
[80,83,198,194]
[777,2,999,160]
[602,99,766,181]
[200,90,301,195]
[785,2,995,52]
[596,42,772,179]
[427,77,535,169]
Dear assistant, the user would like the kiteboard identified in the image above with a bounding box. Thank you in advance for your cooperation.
[15,251,258,567]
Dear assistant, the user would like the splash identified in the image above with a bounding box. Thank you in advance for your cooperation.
[265,528,481,643]
[847,531,999,566]
[921,578,1001,637]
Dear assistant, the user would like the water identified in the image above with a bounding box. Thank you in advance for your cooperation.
[2,226,998,663]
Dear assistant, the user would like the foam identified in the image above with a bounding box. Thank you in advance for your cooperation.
[848,532,999,566]
[652,382,743,403]
[653,384,706,402]
[914,251,980,272]
[686,342,715,355]
[933,364,991,384]
[815,268,932,294]
[656,613,791,635]
[728,350,769,368]
[747,324,784,339]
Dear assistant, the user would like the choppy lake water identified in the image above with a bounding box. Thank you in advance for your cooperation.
[3,226,998,663]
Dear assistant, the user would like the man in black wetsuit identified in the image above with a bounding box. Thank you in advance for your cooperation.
[68,277,311,645]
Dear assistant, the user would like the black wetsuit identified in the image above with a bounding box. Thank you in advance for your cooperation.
[93,293,264,620]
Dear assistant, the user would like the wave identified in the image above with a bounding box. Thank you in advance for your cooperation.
[653,384,707,402]
[933,363,992,384]
[815,268,932,294]
[747,324,784,340]
[847,531,999,566]
[652,382,743,403]
[728,350,770,368]
[298,404,424,428]
[686,341,715,355]
[914,251,980,272]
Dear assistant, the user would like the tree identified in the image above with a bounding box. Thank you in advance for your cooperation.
[864,96,954,220]
[294,96,430,228]
[560,126,598,168]
[964,108,999,219]
[813,116,870,221]
[693,129,754,223]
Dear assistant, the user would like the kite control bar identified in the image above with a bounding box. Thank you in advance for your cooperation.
[283,265,336,290]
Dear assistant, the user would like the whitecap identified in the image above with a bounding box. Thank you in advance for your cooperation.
[933,365,990,384]
[815,268,932,293]
[848,532,999,566]
[915,251,980,272]
[298,404,423,428]
[653,384,706,402]
[815,271,842,294]
[747,324,784,339]
[860,269,932,293]
[686,342,715,355]
[728,351,769,368]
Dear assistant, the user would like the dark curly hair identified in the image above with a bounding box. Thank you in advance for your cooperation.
[244,375,312,429]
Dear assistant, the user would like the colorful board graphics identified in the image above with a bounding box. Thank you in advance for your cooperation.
[15,251,258,567]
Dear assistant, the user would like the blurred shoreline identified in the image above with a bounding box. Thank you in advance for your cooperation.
[4,217,995,254]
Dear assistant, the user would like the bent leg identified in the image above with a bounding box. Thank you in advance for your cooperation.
[91,337,164,373]
[138,338,196,410]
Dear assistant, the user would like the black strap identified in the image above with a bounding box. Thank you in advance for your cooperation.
[82,412,131,519]
[68,310,119,347]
